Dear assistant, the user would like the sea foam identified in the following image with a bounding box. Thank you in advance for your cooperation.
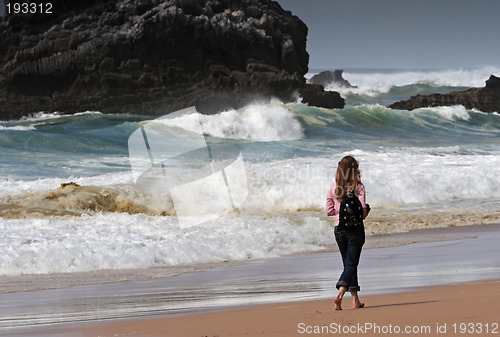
[424,105,471,121]
[2,146,500,276]
[316,66,500,97]
[0,125,36,131]
[1,145,500,275]
[160,103,304,141]
[0,212,332,276]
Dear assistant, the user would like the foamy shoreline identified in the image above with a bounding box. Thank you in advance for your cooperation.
[1,223,499,334]
[0,223,495,294]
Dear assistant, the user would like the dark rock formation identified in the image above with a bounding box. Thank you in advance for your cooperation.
[0,0,344,119]
[308,70,356,88]
[300,84,344,109]
[389,75,500,113]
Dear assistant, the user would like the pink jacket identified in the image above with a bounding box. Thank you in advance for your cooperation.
[326,182,366,226]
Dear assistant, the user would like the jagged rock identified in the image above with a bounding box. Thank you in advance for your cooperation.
[299,84,345,109]
[309,70,356,88]
[389,75,500,113]
[0,0,344,119]
[486,75,500,89]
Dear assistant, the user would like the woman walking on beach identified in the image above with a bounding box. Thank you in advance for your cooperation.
[326,155,369,310]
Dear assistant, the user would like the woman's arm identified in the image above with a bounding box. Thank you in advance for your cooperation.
[326,184,338,216]
[357,183,369,219]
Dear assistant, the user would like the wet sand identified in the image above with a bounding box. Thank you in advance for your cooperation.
[1,223,499,336]
[65,279,500,337]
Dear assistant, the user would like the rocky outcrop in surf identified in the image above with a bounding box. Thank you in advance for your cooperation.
[389,75,500,113]
[0,0,344,120]
[308,70,356,88]
[300,84,345,109]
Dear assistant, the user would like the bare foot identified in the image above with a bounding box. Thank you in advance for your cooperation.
[353,302,365,309]
[333,296,342,311]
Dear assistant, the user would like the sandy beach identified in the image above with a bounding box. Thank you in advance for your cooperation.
[65,279,500,337]
[2,223,499,337]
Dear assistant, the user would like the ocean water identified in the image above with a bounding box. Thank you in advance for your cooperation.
[1,66,500,276]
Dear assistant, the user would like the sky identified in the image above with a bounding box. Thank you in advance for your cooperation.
[276,0,500,70]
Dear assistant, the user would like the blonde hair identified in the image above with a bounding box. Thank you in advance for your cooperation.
[334,155,361,201]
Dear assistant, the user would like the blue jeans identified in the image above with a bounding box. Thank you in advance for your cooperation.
[334,225,365,292]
